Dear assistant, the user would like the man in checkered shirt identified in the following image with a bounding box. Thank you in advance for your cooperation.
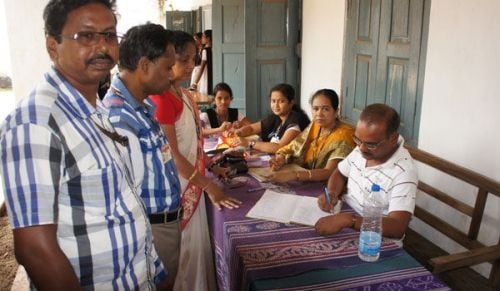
[0,0,165,289]
[102,24,182,290]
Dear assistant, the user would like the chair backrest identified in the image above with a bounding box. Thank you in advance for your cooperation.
[405,144,500,285]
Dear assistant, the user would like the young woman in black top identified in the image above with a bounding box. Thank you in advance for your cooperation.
[236,83,310,153]
[200,82,251,137]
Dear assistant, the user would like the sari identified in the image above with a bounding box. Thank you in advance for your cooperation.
[173,89,205,229]
[276,121,355,169]
[172,89,217,291]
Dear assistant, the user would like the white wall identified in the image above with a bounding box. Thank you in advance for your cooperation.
[117,0,160,34]
[301,0,500,278]
[0,1,12,76]
[300,0,345,110]
[3,0,164,101]
[412,0,500,277]
[2,0,209,100]
[4,0,50,100]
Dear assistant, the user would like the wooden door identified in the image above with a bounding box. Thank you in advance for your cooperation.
[212,0,246,113]
[213,0,301,121]
[342,0,429,145]
[166,11,195,34]
[245,0,300,120]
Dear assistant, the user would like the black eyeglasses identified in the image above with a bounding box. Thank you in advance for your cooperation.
[59,31,122,46]
[352,135,387,151]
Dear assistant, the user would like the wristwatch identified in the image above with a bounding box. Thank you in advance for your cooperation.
[249,140,256,149]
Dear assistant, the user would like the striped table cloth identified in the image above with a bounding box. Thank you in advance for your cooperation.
[206,177,450,291]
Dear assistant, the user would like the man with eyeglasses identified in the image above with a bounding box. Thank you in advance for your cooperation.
[315,103,418,245]
[102,24,182,290]
[0,0,164,289]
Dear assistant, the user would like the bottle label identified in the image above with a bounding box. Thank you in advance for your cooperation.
[359,231,382,256]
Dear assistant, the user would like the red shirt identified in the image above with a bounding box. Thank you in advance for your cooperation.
[150,91,183,125]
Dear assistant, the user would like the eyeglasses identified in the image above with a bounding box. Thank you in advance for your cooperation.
[352,135,387,151]
[59,31,122,46]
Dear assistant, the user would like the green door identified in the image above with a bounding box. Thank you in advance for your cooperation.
[342,0,429,145]
[212,0,301,121]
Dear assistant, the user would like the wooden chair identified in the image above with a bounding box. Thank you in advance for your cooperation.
[404,145,500,287]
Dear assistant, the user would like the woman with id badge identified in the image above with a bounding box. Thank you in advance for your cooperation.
[235,83,310,153]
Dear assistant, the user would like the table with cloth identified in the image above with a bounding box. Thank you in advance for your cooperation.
[205,173,450,291]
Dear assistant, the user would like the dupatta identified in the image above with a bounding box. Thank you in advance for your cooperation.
[176,89,205,230]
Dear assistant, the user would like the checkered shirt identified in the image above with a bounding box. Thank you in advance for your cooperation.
[0,67,166,290]
[102,75,181,215]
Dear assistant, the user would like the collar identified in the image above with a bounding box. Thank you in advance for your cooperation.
[368,135,406,168]
[46,66,99,119]
[108,74,156,117]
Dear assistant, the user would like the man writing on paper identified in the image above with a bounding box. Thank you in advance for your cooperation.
[315,104,418,243]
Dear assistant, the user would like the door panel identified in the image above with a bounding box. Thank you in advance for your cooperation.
[342,0,428,145]
[213,0,246,111]
[165,11,194,34]
[257,60,287,114]
[214,0,300,121]
[246,0,300,121]
[222,53,245,109]
[343,0,380,123]
[375,0,424,140]
[354,55,372,114]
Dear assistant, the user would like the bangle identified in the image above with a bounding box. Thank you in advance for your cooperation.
[188,169,198,181]
[308,170,312,181]
[202,181,212,191]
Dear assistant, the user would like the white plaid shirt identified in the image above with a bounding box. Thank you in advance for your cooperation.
[0,67,165,290]
[339,137,418,216]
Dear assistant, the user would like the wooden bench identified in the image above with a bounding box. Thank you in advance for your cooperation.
[403,145,500,289]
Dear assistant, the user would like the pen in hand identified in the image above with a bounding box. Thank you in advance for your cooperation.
[323,186,335,214]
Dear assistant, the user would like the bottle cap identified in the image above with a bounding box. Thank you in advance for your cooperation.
[371,184,381,192]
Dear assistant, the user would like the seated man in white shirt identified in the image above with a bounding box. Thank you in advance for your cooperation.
[315,103,418,241]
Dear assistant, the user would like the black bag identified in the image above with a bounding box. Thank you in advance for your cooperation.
[214,152,248,176]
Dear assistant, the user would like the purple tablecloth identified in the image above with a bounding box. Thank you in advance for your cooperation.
[206,174,450,291]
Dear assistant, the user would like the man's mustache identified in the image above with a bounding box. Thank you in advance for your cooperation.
[86,53,114,65]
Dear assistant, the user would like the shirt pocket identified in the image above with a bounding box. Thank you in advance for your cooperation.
[63,163,122,219]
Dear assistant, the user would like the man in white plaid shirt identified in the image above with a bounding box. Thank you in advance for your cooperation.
[0,0,165,289]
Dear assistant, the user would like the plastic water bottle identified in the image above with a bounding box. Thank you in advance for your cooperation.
[358,184,383,262]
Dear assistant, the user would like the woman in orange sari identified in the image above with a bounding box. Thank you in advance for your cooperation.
[150,30,240,291]
[268,89,355,183]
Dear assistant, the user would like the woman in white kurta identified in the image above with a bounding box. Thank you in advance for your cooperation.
[150,30,240,291]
